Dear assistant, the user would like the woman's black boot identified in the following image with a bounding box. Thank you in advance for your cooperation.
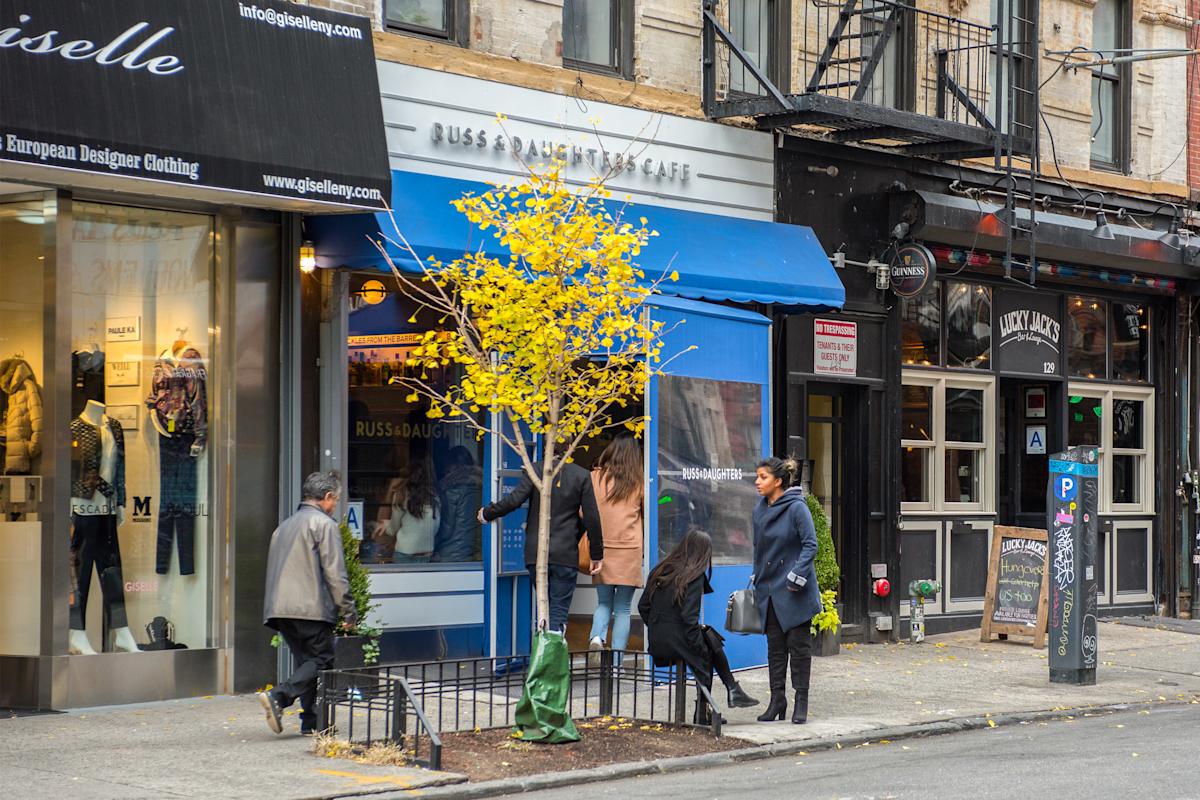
[727,682,760,708]
[792,690,809,724]
[756,693,786,722]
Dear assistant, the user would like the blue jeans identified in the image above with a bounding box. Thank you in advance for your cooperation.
[589,584,635,652]
[541,564,578,634]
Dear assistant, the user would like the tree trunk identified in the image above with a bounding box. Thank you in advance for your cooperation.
[534,440,556,631]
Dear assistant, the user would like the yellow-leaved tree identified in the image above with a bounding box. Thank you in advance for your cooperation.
[376,148,679,740]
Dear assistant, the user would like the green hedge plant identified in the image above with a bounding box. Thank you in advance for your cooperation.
[807,493,841,636]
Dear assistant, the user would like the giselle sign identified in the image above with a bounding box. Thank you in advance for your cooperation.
[890,243,937,297]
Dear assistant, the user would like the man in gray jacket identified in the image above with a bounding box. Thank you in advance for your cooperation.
[257,471,357,735]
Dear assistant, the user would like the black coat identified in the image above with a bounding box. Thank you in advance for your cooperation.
[637,573,712,674]
[482,461,603,569]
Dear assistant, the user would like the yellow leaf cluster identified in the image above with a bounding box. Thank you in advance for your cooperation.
[393,158,676,452]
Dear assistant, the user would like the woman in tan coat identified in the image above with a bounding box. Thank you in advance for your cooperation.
[588,433,644,658]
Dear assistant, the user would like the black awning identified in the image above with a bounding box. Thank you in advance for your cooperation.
[893,191,1198,281]
[0,0,390,210]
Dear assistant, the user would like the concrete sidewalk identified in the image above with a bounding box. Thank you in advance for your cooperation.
[721,619,1200,743]
[4,620,1199,799]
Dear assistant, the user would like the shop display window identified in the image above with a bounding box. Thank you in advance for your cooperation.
[1067,296,1107,378]
[1110,303,1149,382]
[944,388,984,443]
[656,375,761,565]
[0,200,46,656]
[346,275,483,567]
[900,284,941,366]
[1068,394,1103,447]
[900,384,933,506]
[945,282,992,369]
[944,449,980,503]
[900,372,994,513]
[900,447,929,504]
[1067,383,1153,514]
[67,202,215,655]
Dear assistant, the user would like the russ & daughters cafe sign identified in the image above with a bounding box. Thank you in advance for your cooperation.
[0,0,390,209]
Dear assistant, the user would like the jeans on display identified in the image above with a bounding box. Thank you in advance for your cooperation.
[538,563,579,634]
[156,432,197,575]
[69,513,128,630]
[589,584,635,652]
[271,618,336,732]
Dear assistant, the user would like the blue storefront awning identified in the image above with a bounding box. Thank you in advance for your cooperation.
[307,170,844,311]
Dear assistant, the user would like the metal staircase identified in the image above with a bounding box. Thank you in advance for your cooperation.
[702,0,1042,279]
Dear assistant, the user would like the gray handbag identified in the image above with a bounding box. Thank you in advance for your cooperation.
[725,580,764,634]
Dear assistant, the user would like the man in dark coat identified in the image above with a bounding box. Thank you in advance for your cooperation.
[480,461,603,633]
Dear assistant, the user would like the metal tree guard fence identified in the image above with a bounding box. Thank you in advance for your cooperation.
[316,648,723,771]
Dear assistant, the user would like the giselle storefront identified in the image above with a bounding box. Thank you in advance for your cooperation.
[0,0,390,709]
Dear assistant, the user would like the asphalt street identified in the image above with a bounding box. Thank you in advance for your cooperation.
[509,704,1200,800]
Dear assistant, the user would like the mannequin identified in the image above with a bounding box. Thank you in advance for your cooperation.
[146,342,207,575]
[68,400,138,655]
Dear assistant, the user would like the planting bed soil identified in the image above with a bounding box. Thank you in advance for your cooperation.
[436,716,744,782]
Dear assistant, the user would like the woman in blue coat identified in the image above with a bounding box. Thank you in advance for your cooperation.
[752,457,821,724]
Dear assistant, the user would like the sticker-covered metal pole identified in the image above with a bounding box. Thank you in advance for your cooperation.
[1047,446,1099,685]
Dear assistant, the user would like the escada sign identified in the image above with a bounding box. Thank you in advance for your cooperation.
[0,14,183,75]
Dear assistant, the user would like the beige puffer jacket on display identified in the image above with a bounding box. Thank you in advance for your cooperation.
[0,358,43,474]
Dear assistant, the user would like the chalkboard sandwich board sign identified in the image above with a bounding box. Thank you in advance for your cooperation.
[981,526,1050,648]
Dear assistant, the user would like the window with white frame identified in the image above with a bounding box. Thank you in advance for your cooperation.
[1067,384,1154,513]
[901,371,995,513]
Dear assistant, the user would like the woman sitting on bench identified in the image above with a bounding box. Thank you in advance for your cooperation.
[638,529,759,724]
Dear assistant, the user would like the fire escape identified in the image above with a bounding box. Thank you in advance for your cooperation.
[702,0,1041,280]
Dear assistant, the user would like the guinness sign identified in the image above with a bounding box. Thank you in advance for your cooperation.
[891,243,936,297]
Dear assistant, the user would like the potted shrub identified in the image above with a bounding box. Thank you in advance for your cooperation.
[334,518,381,668]
[807,493,841,657]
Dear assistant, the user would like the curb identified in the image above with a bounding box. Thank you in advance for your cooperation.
[351,698,1190,800]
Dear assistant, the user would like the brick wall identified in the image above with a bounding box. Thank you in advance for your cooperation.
[1189,0,1200,195]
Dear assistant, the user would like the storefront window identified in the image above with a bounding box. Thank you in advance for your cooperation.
[0,200,46,656]
[902,385,932,440]
[347,275,484,566]
[945,449,980,503]
[900,285,941,366]
[946,282,991,369]
[68,202,215,655]
[1069,383,1153,513]
[1110,303,1148,381]
[901,372,993,512]
[1068,395,1103,447]
[1112,398,1143,449]
[657,375,761,565]
[1111,397,1144,506]
[900,384,933,506]
[901,447,929,504]
[1067,296,1107,378]
[945,388,984,443]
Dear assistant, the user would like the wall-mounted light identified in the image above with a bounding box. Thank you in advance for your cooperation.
[1089,211,1115,240]
[298,240,317,273]
[1158,216,1183,250]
